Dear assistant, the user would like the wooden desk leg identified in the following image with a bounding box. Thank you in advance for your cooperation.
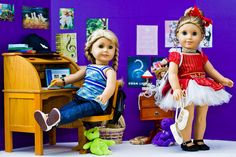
[4,94,12,152]
[34,94,44,155]
[4,129,13,152]
[49,128,56,145]
[72,121,87,152]
[35,128,43,155]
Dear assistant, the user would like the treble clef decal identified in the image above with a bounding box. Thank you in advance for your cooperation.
[66,34,76,53]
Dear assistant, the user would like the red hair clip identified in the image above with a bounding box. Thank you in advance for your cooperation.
[188,5,213,27]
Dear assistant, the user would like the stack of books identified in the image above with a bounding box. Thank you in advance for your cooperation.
[8,44,36,53]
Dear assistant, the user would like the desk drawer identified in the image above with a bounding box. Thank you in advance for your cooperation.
[140,97,155,108]
[140,107,173,120]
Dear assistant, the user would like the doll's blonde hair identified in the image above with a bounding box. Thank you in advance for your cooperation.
[85,29,119,71]
[175,7,206,36]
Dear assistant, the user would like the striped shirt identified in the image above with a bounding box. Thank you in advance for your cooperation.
[76,64,112,110]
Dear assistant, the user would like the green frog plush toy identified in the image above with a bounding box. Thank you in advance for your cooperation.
[83,127,116,155]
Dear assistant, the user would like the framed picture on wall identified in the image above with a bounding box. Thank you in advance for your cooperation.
[127,56,149,87]
[59,8,74,30]
[136,25,158,55]
[56,33,77,62]
[86,18,108,39]
[200,24,212,48]
[22,6,49,29]
[0,3,14,21]
[165,20,179,47]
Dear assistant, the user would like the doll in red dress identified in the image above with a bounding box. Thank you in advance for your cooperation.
[159,6,234,151]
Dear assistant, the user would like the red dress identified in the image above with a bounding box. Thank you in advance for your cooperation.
[159,50,231,110]
[163,51,223,95]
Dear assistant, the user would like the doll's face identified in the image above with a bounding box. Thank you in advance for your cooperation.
[91,37,116,65]
[177,23,204,50]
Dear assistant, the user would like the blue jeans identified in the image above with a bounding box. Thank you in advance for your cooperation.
[58,95,104,125]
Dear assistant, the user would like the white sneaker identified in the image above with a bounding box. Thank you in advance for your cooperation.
[170,123,183,145]
[176,108,189,130]
[46,108,61,127]
[34,110,52,132]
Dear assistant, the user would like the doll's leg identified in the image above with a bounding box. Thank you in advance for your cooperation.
[193,105,210,150]
[59,100,104,125]
[179,103,199,151]
[34,99,77,131]
[181,103,194,146]
[194,105,208,140]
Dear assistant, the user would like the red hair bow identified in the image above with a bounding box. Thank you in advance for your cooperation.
[188,5,212,27]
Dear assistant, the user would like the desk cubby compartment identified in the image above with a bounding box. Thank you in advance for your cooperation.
[2,53,82,155]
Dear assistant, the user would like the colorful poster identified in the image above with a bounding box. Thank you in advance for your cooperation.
[22,6,49,29]
[59,8,74,30]
[128,56,149,87]
[0,3,14,21]
[136,25,158,55]
[86,18,108,39]
[165,20,179,47]
[56,33,77,62]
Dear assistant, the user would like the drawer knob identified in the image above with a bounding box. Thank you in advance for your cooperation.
[154,111,159,116]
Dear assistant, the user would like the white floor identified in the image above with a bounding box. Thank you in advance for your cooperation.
[0,140,235,157]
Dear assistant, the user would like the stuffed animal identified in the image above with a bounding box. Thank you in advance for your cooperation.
[152,118,175,147]
[83,127,116,155]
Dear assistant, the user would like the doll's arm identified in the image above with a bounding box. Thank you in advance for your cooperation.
[96,69,117,104]
[52,66,86,87]
[64,66,86,84]
[168,62,183,100]
[204,61,234,87]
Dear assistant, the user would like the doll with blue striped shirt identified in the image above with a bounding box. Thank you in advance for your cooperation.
[34,29,119,131]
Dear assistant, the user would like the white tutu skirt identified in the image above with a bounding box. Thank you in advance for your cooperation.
[159,80,232,111]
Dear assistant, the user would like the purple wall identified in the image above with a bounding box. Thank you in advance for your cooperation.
[0,0,236,150]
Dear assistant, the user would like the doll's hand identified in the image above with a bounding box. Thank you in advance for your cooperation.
[96,94,109,105]
[173,89,183,101]
[221,78,234,88]
[50,78,64,87]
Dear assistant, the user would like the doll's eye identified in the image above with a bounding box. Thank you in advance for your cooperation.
[98,44,104,48]
[108,45,113,49]
[182,31,187,35]
[192,32,197,36]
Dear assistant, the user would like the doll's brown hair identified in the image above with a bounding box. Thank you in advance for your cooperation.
[85,29,119,71]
